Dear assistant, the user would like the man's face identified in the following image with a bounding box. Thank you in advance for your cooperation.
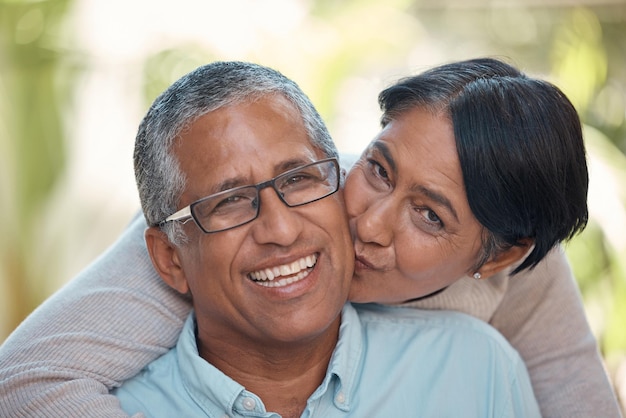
[163,94,353,349]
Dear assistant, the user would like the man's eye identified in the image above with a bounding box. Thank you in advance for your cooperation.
[221,195,242,204]
[215,195,253,210]
[280,172,320,191]
[284,174,308,185]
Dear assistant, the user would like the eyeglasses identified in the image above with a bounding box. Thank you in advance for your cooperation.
[160,158,340,233]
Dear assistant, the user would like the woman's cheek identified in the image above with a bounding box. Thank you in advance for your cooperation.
[344,170,369,218]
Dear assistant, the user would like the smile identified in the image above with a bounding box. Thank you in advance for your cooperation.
[249,254,318,288]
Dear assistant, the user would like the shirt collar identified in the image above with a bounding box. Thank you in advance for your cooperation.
[176,313,251,417]
[306,303,363,412]
[176,304,364,416]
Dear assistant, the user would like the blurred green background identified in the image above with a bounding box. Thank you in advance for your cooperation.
[1,0,625,411]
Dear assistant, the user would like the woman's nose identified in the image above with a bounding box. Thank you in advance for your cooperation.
[353,198,394,248]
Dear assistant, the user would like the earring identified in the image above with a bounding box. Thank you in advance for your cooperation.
[472,272,482,280]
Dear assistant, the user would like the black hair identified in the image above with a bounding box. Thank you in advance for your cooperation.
[379,58,588,274]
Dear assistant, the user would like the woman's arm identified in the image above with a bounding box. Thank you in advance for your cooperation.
[0,213,192,418]
[406,247,621,417]
[490,247,621,418]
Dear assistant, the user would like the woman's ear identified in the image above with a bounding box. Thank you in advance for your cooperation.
[474,239,533,279]
[145,226,189,295]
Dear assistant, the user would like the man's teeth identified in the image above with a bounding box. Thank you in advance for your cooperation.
[249,254,317,287]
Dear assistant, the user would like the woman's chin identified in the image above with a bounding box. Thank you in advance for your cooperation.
[347,288,375,304]
[347,280,380,303]
[347,277,444,305]
[347,281,406,304]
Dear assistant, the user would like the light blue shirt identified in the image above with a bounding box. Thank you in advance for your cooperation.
[114,304,540,417]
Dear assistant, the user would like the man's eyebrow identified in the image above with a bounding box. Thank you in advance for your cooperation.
[412,184,459,223]
[371,141,396,174]
[212,177,248,194]
[210,157,315,194]
[275,157,315,174]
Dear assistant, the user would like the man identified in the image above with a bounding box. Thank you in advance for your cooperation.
[109,61,539,417]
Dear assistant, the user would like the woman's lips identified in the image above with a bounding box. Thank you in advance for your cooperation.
[355,254,376,270]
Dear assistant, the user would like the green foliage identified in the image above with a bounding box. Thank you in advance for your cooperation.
[1,0,73,229]
[0,0,77,335]
[142,46,216,111]
[551,8,607,114]
[572,125,626,358]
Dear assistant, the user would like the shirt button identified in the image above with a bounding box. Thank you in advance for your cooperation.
[220,415,230,418]
[243,397,257,410]
[335,391,346,404]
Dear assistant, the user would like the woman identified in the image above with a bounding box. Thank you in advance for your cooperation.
[348,58,588,303]
[0,58,621,417]
[344,60,620,416]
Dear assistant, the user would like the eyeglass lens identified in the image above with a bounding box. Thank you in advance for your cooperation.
[191,159,338,233]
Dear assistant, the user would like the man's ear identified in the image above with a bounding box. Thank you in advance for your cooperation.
[474,239,533,279]
[145,226,189,295]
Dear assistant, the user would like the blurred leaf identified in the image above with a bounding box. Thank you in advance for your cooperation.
[142,46,216,111]
[568,124,626,357]
[550,7,607,113]
[0,0,76,334]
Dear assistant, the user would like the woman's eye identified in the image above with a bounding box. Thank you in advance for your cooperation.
[415,207,443,228]
[368,159,389,180]
[360,157,393,193]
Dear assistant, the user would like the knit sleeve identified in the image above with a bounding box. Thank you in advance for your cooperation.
[0,213,192,418]
[489,247,621,418]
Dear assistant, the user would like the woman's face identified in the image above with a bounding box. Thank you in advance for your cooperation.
[345,106,485,303]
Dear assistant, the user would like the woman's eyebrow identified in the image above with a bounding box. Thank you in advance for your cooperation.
[412,184,459,222]
[371,141,396,174]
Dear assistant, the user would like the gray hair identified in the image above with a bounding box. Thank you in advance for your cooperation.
[134,61,337,245]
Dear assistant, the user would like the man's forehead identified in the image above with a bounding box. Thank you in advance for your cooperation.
[177,96,310,149]
[210,151,324,193]
[174,93,326,188]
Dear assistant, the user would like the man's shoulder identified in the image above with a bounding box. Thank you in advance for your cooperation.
[354,301,491,326]
[344,303,539,416]
[353,303,518,358]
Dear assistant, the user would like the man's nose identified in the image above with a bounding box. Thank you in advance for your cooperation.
[250,186,303,246]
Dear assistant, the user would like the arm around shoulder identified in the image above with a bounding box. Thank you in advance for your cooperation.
[0,212,192,418]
